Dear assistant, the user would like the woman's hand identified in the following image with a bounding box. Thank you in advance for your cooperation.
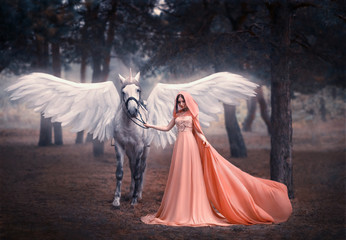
[202,139,210,148]
[195,131,210,148]
[200,136,210,148]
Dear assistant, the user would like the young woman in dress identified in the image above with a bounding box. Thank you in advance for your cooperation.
[141,91,292,227]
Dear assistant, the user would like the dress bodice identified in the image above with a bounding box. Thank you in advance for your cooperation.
[175,115,193,132]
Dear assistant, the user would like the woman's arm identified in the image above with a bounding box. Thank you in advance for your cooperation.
[193,114,210,147]
[144,118,175,132]
[195,129,210,147]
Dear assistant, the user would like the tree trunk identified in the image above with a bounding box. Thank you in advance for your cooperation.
[75,131,84,144]
[86,133,93,143]
[214,58,247,159]
[39,114,52,146]
[53,123,63,145]
[223,104,247,158]
[269,1,294,198]
[93,139,105,157]
[52,42,63,145]
[86,1,117,156]
[36,37,52,146]
[270,82,293,198]
[76,49,87,144]
[102,0,117,82]
[319,96,326,121]
[257,86,271,135]
[242,96,257,132]
[91,53,104,156]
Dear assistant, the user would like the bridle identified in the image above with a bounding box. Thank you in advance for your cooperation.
[111,95,148,147]
[122,93,148,129]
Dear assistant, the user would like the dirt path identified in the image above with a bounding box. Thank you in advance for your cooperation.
[0,128,344,240]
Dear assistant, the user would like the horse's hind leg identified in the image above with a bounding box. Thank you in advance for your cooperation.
[112,143,125,207]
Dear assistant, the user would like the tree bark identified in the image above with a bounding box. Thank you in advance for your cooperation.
[102,0,117,82]
[76,49,87,144]
[52,42,63,145]
[270,82,293,198]
[90,52,105,156]
[93,138,105,157]
[223,104,247,158]
[53,123,63,145]
[319,96,326,121]
[91,56,105,156]
[86,1,117,156]
[39,114,52,146]
[242,97,257,132]
[36,37,52,146]
[75,131,84,144]
[257,86,271,135]
[85,133,93,143]
[269,1,294,198]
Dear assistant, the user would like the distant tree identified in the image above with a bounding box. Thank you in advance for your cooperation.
[139,0,344,196]
[242,86,271,135]
[0,0,34,74]
[267,1,294,198]
[51,41,63,145]
[140,0,262,157]
[71,0,118,155]
[73,0,155,155]
[0,0,77,146]
[34,0,75,146]
[266,0,345,199]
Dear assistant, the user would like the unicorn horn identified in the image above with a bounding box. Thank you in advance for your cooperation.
[129,68,133,82]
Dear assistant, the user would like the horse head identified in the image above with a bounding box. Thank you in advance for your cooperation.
[119,69,141,118]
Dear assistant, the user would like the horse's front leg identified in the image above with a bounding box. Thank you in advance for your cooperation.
[138,146,150,200]
[131,149,145,206]
[112,142,125,207]
[128,157,135,200]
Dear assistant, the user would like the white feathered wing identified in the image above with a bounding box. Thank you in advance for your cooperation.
[146,72,258,148]
[6,72,120,141]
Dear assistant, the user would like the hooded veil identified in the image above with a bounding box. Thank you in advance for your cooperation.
[174,91,292,225]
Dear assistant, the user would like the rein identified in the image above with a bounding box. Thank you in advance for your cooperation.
[123,96,148,129]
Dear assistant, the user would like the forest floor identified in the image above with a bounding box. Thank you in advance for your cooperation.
[0,119,345,240]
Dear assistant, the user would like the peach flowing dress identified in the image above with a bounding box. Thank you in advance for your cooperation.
[141,91,292,227]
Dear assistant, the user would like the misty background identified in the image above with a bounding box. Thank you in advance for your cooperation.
[0,0,344,137]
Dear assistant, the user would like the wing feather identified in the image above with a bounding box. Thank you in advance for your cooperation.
[6,72,120,141]
[146,72,258,148]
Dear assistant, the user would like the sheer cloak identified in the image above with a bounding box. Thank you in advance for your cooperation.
[177,91,292,225]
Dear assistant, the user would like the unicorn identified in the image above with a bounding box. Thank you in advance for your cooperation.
[6,69,257,207]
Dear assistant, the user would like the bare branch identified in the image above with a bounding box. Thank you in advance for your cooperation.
[291,2,317,11]
[336,14,346,22]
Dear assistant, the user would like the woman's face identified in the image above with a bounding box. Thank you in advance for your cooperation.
[177,96,186,109]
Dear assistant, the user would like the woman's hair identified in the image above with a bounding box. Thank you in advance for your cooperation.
[176,94,186,113]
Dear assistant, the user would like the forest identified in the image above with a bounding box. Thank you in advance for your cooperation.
[0,0,345,239]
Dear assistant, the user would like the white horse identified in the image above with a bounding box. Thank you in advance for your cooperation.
[6,70,258,207]
[112,71,150,206]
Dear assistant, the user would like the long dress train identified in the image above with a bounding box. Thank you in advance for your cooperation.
[199,141,292,224]
[142,108,292,226]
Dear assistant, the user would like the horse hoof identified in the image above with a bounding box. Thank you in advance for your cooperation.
[130,198,138,206]
[112,198,120,207]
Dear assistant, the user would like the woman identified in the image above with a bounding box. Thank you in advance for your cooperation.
[141,91,292,227]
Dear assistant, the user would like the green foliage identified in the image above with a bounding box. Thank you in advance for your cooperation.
[140,0,345,92]
[1,0,344,93]
[0,0,78,74]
